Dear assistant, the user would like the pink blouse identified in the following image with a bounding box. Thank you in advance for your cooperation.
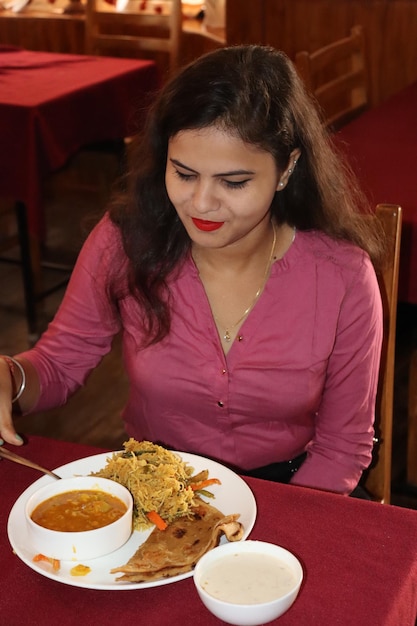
[20,214,383,494]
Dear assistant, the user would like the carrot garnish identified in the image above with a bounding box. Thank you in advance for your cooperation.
[33,553,60,571]
[146,510,168,530]
[191,478,221,491]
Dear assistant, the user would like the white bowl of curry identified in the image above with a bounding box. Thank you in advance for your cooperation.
[25,476,133,561]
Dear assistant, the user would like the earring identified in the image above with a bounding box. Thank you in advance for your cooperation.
[279,181,284,188]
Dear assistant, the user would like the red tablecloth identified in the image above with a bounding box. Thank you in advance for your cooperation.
[0,48,159,237]
[336,81,417,305]
[1,435,417,625]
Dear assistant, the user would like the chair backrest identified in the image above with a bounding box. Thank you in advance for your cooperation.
[408,349,417,486]
[361,204,402,503]
[295,25,369,131]
[85,0,182,80]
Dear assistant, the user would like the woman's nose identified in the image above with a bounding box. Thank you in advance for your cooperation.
[192,181,220,214]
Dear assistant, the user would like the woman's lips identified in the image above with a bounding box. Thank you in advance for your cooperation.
[192,218,224,232]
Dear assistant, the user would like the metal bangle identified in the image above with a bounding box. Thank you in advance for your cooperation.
[1,356,26,403]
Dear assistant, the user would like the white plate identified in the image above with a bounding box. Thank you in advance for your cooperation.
[7,451,257,590]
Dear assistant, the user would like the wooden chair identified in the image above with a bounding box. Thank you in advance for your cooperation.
[85,0,182,80]
[361,204,402,503]
[407,349,417,486]
[295,25,370,131]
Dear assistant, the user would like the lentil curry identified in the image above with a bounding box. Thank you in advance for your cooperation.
[31,490,127,532]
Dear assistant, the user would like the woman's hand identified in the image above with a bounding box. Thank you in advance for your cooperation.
[0,357,23,445]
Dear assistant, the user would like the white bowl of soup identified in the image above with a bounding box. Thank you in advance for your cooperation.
[25,476,133,561]
[193,540,303,626]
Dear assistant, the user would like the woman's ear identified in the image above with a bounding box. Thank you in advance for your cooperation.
[277,148,302,191]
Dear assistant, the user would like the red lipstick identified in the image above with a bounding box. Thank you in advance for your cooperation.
[192,218,224,232]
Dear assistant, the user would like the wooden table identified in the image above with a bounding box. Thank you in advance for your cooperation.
[0,48,159,336]
[1,435,417,625]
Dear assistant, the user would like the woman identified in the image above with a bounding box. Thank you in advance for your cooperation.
[0,45,383,495]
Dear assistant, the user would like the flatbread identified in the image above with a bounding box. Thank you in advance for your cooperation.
[111,498,244,582]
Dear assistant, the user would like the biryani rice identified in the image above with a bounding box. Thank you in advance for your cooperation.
[93,439,198,530]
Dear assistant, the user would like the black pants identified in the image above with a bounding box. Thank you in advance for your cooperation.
[243,454,371,499]
[243,453,307,484]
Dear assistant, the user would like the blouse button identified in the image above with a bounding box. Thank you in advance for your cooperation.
[221,369,227,375]
[217,401,224,407]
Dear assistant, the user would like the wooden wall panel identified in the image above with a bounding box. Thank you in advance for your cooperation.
[359,0,417,101]
[180,20,225,67]
[0,14,85,54]
[226,0,417,106]
[225,0,264,45]
[263,0,353,55]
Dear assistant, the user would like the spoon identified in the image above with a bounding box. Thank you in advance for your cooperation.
[0,446,61,479]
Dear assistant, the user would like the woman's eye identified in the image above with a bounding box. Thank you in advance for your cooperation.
[173,169,250,189]
[174,170,195,182]
[223,179,250,189]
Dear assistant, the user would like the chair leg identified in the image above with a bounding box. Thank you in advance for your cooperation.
[15,201,39,340]
[407,350,417,486]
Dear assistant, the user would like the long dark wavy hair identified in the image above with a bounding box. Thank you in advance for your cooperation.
[109,44,384,344]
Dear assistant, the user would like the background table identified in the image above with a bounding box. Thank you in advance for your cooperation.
[0,47,158,238]
[0,47,159,335]
[336,81,417,306]
[1,435,417,625]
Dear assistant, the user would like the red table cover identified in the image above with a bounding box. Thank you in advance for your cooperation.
[336,81,417,305]
[0,49,159,237]
[1,435,417,625]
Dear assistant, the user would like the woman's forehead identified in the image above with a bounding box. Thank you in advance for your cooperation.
[169,126,273,161]
[167,129,279,179]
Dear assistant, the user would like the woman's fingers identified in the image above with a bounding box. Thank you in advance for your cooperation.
[0,359,22,445]
[0,407,23,445]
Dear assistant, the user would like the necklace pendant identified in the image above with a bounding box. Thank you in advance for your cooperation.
[224,329,231,342]
[217,222,277,347]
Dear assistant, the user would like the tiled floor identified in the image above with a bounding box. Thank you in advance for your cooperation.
[1,150,416,509]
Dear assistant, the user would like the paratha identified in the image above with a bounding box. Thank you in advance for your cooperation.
[111,498,244,582]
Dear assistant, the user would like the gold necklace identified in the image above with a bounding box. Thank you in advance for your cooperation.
[221,222,277,343]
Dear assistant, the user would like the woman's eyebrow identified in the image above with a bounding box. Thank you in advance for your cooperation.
[170,158,197,173]
[169,158,254,177]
